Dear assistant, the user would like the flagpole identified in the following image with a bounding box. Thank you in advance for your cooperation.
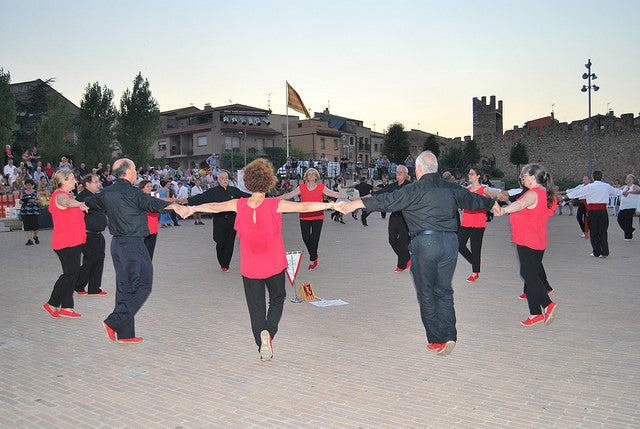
[285,81,290,159]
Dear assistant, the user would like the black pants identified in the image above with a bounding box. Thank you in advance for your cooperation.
[457,226,485,273]
[105,237,152,339]
[242,270,286,348]
[587,209,609,256]
[617,208,636,239]
[576,202,587,233]
[516,245,552,316]
[389,214,410,269]
[144,233,158,260]
[48,245,82,308]
[75,232,105,294]
[213,215,237,269]
[361,210,371,226]
[300,219,323,262]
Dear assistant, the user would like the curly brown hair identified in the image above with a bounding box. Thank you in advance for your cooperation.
[242,158,277,193]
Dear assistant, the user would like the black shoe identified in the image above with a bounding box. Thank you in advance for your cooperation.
[26,239,34,246]
[174,223,181,226]
[34,236,40,244]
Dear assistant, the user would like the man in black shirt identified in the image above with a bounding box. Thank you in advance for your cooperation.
[340,151,499,355]
[185,171,250,272]
[354,176,373,226]
[74,174,108,296]
[85,158,186,343]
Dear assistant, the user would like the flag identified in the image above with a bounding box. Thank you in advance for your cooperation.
[287,82,310,119]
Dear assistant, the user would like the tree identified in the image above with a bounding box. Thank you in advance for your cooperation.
[509,142,529,176]
[422,134,439,157]
[463,139,481,167]
[0,68,16,149]
[77,82,117,168]
[37,93,73,163]
[14,79,54,152]
[116,73,160,167]
[383,122,409,164]
[439,145,465,177]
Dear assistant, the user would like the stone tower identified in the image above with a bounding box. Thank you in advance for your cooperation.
[473,96,503,141]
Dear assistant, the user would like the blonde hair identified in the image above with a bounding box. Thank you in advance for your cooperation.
[303,168,320,182]
[51,169,75,189]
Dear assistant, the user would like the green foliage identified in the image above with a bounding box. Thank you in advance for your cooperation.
[509,142,529,176]
[288,146,306,162]
[422,135,440,157]
[14,79,53,151]
[116,73,159,167]
[77,82,117,168]
[264,147,287,170]
[383,122,409,164]
[480,154,504,178]
[37,93,73,163]
[0,68,16,148]
[439,145,465,177]
[463,139,481,167]
[554,177,581,192]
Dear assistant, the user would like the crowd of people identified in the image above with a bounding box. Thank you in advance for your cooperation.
[6,144,639,359]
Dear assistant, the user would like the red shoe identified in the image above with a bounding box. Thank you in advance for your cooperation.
[405,260,411,269]
[427,343,442,351]
[42,303,60,318]
[308,259,318,270]
[76,291,88,295]
[437,340,456,355]
[88,291,108,296]
[103,322,116,342]
[394,267,404,273]
[117,337,143,344]
[221,267,229,272]
[544,302,558,325]
[466,273,479,282]
[58,308,82,318]
[521,314,544,326]
[518,293,527,300]
[259,329,273,360]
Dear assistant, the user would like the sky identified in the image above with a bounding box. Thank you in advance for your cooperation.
[1,0,638,138]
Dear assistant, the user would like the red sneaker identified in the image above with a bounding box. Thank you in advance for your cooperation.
[518,293,527,300]
[437,340,456,355]
[521,314,544,326]
[405,260,411,269]
[394,267,404,273]
[103,322,116,342]
[58,308,82,318]
[42,303,60,318]
[89,291,108,296]
[221,267,229,272]
[427,343,442,351]
[76,291,88,295]
[544,302,558,325]
[117,337,143,344]
[308,259,318,270]
[466,273,479,282]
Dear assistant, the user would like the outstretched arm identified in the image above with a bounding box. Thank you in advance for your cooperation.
[323,188,349,200]
[180,199,238,218]
[278,186,301,200]
[277,199,344,214]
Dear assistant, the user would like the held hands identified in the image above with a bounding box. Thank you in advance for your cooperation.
[491,201,504,217]
[171,204,191,219]
[335,201,360,214]
[496,191,510,203]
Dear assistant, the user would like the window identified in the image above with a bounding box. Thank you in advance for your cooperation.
[225,136,240,150]
[266,139,274,148]
[333,139,339,150]
[158,141,166,151]
[320,137,325,150]
[256,139,264,151]
[350,136,355,145]
[374,143,378,152]
[197,136,207,147]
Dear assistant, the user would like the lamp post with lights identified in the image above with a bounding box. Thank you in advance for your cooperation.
[581,58,600,178]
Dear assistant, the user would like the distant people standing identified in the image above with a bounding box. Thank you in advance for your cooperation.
[354,176,374,226]
[567,171,622,258]
[4,144,13,166]
[185,170,250,272]
[617,174,640,240]
[19,179,41,246]
[566,175,591,237]
[404,154,415,178]
[74,174,108,296]
[190,178,205,225]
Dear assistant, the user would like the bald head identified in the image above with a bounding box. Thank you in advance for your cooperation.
[113,158,137,183]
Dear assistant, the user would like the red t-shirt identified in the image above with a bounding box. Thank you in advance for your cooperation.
[49,189,86,250]
[299,183,325,220]
[460,185,487,228]
[509,187,555,250]
[234,197,287,279]
[147,212,159,235]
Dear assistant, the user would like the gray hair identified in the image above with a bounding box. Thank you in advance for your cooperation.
[415,151,438,174]
[396,165,408,174]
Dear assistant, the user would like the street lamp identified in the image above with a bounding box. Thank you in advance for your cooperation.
[581,58,600,178]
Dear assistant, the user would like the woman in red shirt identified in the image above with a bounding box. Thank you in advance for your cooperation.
[500,164,558,327]
[43,169,89,319]
[183,159,343,360]
[458,167,501,282]
[279,168,349,270]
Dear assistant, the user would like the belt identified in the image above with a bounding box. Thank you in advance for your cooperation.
[586,203,607,211]
[410,230,438,239]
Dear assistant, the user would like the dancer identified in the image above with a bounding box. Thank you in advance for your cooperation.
[617,174,640,240]
[43,170,89,319]
[279,167,349,270]
[498,164,558,326]
[181,158,343,360]
[567,171,622,258]
[566,176,590,238]
[339,151,499,355]
[458,167,501,282]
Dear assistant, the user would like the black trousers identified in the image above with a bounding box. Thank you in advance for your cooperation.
[213,215,237,269]
[48,245,82,308]
[360,210,371,225]
[617,208,636,239]
[576,202,587,233]
[144,233,157,260]
[105,237,152,339]
[587,209,609,257]
[300,219,323,261]
[388,214,410,269]
[242,270,286,348]
[457,226,485,273]
[516,245,552,316]
[75,232,105,294]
